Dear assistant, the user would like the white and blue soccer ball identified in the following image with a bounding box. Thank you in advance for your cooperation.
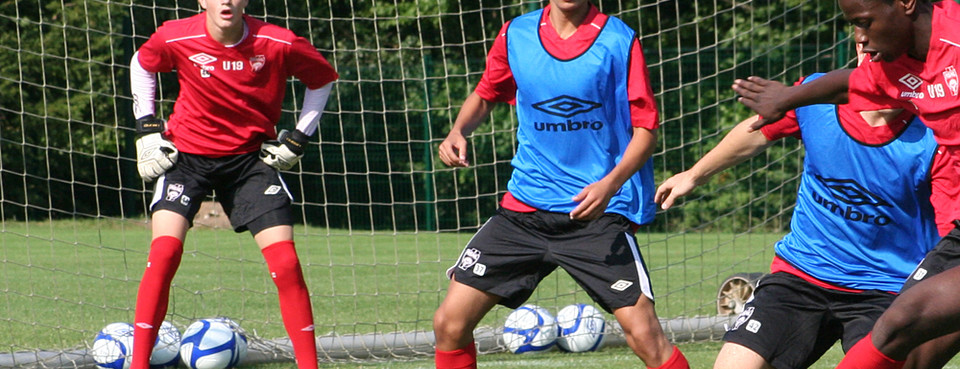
[150,321,182,368]
[90,321,182,369]
[179,318,248,369]
[502,304,558,354]
[556,303,606,352]
[92,322,135,369]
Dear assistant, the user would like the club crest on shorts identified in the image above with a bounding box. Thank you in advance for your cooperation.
[731,306,754,331]
[165,183,184,202]
[458,248,481,271]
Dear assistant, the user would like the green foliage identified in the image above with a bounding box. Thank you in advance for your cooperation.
[0,0,137,220]
[0,220,776,352]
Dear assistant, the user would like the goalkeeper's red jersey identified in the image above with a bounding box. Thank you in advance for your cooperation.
[136,14,338,157]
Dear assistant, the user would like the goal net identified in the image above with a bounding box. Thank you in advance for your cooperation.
[0,0,850,366]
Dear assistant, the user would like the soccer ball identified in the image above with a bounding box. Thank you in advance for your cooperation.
[91,322,135,369]
[150,321,181,368]
[502,304,558,354]
[179,318,248,369]
[556,303,606,352]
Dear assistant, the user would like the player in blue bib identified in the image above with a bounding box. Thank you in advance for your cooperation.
[432,1,689,368]
[656,72,944,369]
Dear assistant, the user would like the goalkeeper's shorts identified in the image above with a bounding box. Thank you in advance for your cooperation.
[722,272,893,369]
[149,151,293,234]
[446,208,654,313]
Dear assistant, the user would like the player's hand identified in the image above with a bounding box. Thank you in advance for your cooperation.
[655,171,701,210]
[732,76,789,131]
[570,180,617,221]
[135,115,178,182]
[260,129,308,170]
[438,131,470,167]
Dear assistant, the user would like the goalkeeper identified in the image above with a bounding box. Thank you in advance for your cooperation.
[657,71,949,369]
[433,0,688,368]
[128,0,337,368]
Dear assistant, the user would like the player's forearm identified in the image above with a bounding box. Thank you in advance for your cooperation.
[603,127,657,189]
[450,92,495,137]
[130,51,157,119]
[782,69,852,108]
[685,115,776,183]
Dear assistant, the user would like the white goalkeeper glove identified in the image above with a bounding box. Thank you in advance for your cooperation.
[260,129,308,170]
[135,115,178,182]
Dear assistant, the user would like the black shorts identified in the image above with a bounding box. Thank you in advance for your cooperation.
[447,208,654,313]
[150,152,293,234]
[722,272,895,369]
[902,226,960,292]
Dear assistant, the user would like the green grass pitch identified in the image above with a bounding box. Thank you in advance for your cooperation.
[4,220,959,368]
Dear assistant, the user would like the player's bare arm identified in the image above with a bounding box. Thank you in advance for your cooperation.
[570,126,656,221]
[732,69,852,130]
[655,115,775,210]
[439,92,497,167]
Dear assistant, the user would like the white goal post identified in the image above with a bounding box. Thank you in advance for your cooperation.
[0,0,849,366]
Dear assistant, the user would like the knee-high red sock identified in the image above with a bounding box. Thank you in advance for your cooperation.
[836,333,905,369]
[648,346,690,369]
[130,236,183,369]
[262,241,317,369]
[435,341,477,369]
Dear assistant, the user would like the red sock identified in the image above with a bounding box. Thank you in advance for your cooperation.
[836,333,904,369]
[263,241,318,369]
[435,342,477,369]
[648,346,690,369]
[130,236,183,369]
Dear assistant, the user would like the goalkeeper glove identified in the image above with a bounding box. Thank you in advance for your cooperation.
[260,129,308,170]
[135,115,178,182]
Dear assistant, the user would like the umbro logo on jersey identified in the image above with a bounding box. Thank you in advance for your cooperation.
[899,73,923,90]
[814,175,890,207]
[188,53,217,65]
[532,95,602,118]
[812,175,893,226]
